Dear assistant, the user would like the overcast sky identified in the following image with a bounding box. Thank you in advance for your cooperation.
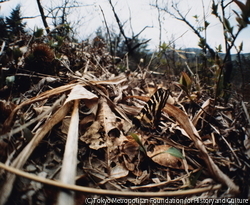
[1,0,249,53]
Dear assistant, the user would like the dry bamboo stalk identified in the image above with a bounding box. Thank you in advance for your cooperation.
[0,162,222,197]
[57,100,79,205]
[0,96,72,205]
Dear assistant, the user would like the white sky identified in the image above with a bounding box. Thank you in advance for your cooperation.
[1,0,249,53]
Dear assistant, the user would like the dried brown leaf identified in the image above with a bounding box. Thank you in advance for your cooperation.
[79,113,95,131]
[97,97,120,137]
[110,163,129,179]
[64,85,98,104]
[147,145,185,169]
[80,121,104,150]
[122,135,140,161]
[33,106,51,116]
[61,117,71,135]
[123,155,135,171]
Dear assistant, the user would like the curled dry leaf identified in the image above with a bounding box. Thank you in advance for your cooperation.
[147,145,186,169]
[97,97,120,137]
[79,113,95,131]
[80,121,105,150]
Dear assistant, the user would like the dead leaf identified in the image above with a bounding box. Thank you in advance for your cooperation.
[79,113,95,131]
[192,98,211,126]
[90,73,127,85]
[61,117,71,135]
[64,85,98,105]
[110,163,129,179]
[80,121,105,150]
[122,135,140,161]
[123,155,135,171]
[33,106,51,116]
[147,145,185,169]
[97,97,120,137]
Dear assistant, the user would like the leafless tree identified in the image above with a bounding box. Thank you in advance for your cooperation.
[107,0,151,57]
[36,0,50,34]
[36,0,85,38]
[153,1,215,58]
[152,0,250,100]
[155,0,162,48]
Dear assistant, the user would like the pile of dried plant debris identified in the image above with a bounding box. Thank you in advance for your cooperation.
[0,39,250,205]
